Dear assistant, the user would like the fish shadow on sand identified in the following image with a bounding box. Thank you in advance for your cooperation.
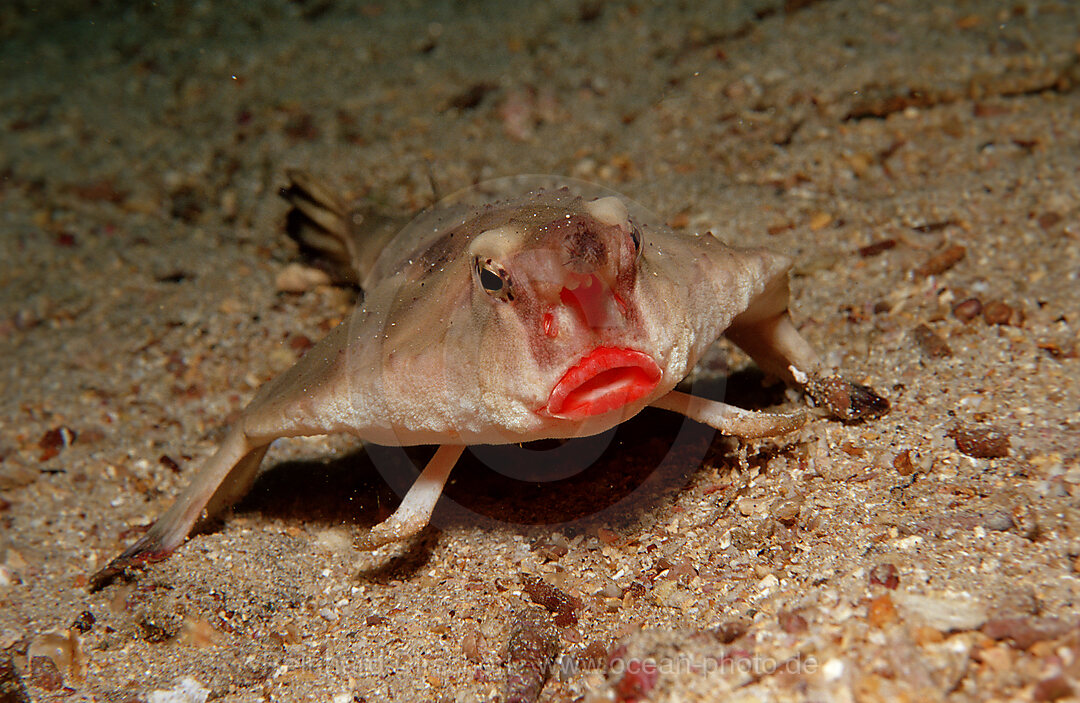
[232,367,787,545]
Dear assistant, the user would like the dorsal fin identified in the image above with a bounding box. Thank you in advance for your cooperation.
[280,169,409,289]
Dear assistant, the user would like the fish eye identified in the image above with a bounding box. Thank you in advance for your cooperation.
[475,258,513,300]
[629,223,642,254]
[480,266,503,292]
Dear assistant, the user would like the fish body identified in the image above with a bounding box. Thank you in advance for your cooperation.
[91,175,887,588]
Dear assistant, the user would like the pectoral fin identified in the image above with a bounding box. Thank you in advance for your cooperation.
[651,389,807,438]
[90,323,359,591]
[89,429,269,590]
[725,303,890,423]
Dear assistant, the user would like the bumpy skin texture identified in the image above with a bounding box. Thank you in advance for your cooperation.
[90,179,888,590]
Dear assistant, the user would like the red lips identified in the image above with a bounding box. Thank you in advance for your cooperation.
[543,347,661,419]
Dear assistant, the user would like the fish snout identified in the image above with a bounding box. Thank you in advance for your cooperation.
[558,272,626,330]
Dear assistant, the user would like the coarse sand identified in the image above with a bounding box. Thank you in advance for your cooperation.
[2,1,1079,700]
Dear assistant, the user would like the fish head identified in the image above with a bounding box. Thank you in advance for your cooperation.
[466,191,662,427]
[369,187,679,442]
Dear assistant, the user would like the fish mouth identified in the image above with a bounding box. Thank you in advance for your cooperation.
[542,347,662,420]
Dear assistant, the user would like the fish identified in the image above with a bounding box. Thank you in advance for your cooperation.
[89,174,887,589]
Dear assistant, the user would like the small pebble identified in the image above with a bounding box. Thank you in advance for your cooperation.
[869,563,900,589]
[1033,674,1072,701]
[461,632,482,663]
[1036,211,1062,230]
[711,621,748,644]
[288,334,313,352]
[808,211,833,231]
[275,263,332,293]
[867,594,898,627]
[446,82,496,111]
[521,574,581,627]
[980,510,1014,532]
[912,625,945,645]
[159,455,182,473]
[948,425,1010,459]
[914,244,966,277]
[622,582,646,601]
[952,297,982,321]
[804,374,890,422]
[976,644,1014,673]
[532,541,568,562]
[858,239,896,257]
[771,497,802,526]
[892,591,988,631]
[892,450,917,476]
[39,426,77,452]
[982,300,1017,326]
[71,611,95,634]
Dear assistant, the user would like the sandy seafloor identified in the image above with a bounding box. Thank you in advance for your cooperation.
[2,0,1080,700]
